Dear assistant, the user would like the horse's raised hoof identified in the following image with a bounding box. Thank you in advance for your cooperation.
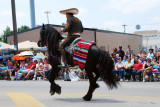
[55,85,61,95]
[56,89,61,95]
[83,95,92,101]
[49,91,55,96]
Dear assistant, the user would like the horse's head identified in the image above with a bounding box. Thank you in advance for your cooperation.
[38,24,64,47]
[38,24,46,47]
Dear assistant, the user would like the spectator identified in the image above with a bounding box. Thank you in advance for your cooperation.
[117,46,125,60]
[12,62,20,80]
[147,49,154,60]
[44,52,49,63]
[138,50,143,60]
[142,57,153,82]
[111,48,117,59]
[33,59,44,80]
[124,57,133,81]
[30,48,35,55]
[114,57,125,81]
[43,59,51,80]
[131,54,136,63]
[132,59,143,82]
[36,50,44,57]
[5,61,13,80]
[18,60,28,73]
[122,55,128,63]
[126,45,133,56]
[115,54,120,63]
[141,55,147,63]
[22,57,36,80]
[156,48,160,63]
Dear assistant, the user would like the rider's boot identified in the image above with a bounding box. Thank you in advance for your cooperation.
[58,59,66,68]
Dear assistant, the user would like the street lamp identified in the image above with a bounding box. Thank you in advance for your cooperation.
[44,11,51,24]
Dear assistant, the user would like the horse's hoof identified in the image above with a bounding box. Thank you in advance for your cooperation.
[50,91,55,96]
[56,89,61,95]
[83,95,92,101]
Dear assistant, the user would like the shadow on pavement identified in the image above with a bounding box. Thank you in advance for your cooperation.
[55,98,126,103]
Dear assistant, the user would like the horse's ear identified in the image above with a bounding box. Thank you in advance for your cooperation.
[42,23,45,30]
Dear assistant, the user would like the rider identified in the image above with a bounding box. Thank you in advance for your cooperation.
[59,8,83,67]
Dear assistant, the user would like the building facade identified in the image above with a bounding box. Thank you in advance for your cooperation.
[134,30,160,52]
[7,24,142,54]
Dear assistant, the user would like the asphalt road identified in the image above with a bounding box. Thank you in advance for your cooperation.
[0,80,160,107]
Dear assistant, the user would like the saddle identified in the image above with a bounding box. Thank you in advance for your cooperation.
[64,37,81,55]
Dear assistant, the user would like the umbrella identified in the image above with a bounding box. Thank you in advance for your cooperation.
[33,55,44,61]
[19,51,34,56]
[13,54,28,60]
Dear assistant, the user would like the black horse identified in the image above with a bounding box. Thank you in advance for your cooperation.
[38,24,118,101]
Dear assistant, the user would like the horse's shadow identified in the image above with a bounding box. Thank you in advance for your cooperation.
[55,98,125,103]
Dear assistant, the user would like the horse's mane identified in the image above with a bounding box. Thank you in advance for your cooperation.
[45,25,62,57]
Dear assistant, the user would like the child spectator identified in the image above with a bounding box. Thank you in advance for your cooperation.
[33,59,44,80]
[5,61,13,80]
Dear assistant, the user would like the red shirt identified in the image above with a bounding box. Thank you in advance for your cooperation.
[27,62,36,69]
[133,62,143,70]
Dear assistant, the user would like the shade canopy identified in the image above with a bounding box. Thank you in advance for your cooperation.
[10,40,44,51]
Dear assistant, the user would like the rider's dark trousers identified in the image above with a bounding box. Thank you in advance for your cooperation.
[60,35,80,62]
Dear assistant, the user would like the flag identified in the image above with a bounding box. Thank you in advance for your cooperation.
[146,37,149,45]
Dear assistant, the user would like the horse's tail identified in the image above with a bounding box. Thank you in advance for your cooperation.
[98,50,118,89]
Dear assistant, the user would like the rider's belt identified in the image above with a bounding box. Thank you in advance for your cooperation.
[71,33,82,36]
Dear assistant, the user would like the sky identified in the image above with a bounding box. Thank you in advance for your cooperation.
[0,0,160,35]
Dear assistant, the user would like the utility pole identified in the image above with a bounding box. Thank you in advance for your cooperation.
[44,11,51,24]
[11,0,18,53]
[122,24,127,33]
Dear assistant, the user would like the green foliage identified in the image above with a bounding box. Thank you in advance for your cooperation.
[0,26,13,43]
[0,25,30,43]
[18,25,30,32]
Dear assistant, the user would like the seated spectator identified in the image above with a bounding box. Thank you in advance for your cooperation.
[135,55,142,63]
[124,57,133,81]
[12,61,20,80]
[142,57,153,82]
[147,49,154,60]
[114,57,125,81]
[18,60,28,73]
[122,55,128,63]
[151,57,159,81]
[131,54,136,63]
[132,59,143,82]
[5,61,13,80]
[138,50,143,60]
[33,59,44,80]
[22,57,36,80]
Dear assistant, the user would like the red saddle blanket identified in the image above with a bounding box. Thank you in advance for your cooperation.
[73,40,95,70]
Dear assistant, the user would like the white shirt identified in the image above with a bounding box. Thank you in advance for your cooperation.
[36,63,44,70]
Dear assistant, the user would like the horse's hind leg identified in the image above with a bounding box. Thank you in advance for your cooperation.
[83,65,99,101]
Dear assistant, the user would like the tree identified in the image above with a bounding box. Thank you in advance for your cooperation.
[18,25,30,32]
[0,25,30,43]
[0,26,13,43]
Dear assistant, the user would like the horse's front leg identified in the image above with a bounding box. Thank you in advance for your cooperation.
[49,68,61,95]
